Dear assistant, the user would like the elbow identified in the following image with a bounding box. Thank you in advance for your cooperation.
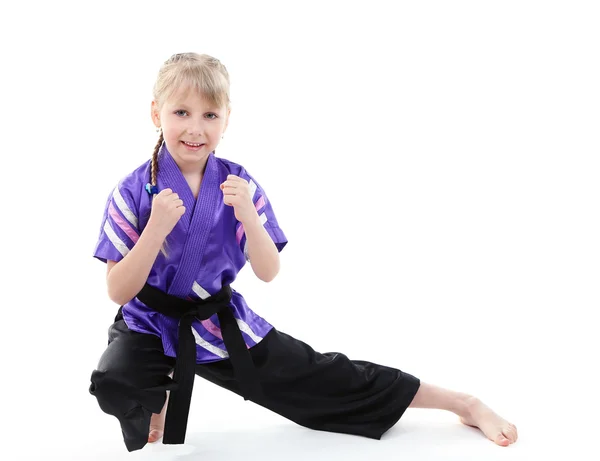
[106,280,133,306]
[259,273,277,283]
[105,260,136,306]
[257,262,280,283]
[107,287,130,306]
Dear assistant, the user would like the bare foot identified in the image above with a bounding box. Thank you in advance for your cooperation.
[460,397,518,446]
[148,409,165,443]
[148,392,169,443]
[149,377,171,443]
[148,408,165,443]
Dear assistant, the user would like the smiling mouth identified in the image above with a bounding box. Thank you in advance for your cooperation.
[182,141,205,147]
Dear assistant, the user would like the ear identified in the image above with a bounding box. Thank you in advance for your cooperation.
[223,107,231,132]
[151,100,161,128]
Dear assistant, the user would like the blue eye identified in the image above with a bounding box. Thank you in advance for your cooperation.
[174,110,217,118]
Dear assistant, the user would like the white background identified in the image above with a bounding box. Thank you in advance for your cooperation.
[1,1,598,459]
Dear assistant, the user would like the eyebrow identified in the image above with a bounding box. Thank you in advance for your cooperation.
[172,102,220,112]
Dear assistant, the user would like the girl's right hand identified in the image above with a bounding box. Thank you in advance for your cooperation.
[147,188,186,238]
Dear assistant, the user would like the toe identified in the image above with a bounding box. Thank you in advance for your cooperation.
[503,425,518,443]
[148,429,163,443]
[495,433,510,446]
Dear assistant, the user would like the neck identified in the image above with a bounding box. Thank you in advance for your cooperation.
[178,157,208,200]
[174,155,209,176]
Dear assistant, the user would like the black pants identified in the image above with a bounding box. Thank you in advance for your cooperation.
[89,316,421,452]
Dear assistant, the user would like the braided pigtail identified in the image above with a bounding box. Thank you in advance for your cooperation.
[150,52,232,258]
[151,130,163,187]
[150,131,169,257]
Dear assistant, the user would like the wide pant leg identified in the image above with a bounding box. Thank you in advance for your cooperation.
[89,317,175,452]
[195,327,421,440]
[90,320,420,451]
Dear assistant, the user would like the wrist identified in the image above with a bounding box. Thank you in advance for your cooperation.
[142,222,168,243]
[241,213,262,232]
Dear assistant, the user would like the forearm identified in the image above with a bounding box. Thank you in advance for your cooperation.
[107,227,166,305]
[243,216,280,282]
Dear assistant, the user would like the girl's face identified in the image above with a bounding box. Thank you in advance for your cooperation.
[151,88,230,171]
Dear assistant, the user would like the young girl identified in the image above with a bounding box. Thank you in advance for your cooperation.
[89,52,518,452]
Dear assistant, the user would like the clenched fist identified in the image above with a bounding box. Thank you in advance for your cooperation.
[220,175,258,224]
[147,188,186,238]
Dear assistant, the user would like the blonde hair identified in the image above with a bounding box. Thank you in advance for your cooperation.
[150,52,231,257]
[151,52,231,185]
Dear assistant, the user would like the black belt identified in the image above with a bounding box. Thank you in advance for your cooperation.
[136,283,262,444]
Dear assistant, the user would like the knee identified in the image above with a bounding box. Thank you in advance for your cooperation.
[89,368,133,416]
[89,366,168,417]
[89,368,117,395]
[90,353,146,396]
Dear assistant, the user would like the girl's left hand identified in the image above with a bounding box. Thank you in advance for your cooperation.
[220,175,258,223]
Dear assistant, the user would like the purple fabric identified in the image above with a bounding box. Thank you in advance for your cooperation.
[93,144,287,363]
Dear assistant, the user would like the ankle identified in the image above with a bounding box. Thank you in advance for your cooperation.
[454,394,479,417]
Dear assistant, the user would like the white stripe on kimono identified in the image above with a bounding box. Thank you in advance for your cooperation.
[112,184,138,228]
[236,319,263,343]
[191,327,229,358]
[192,281,210,300]
[190,280,263,346]
[248,179,257,201]
[103,221,130,257]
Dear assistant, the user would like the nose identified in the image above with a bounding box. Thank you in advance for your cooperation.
[186,116,205,137]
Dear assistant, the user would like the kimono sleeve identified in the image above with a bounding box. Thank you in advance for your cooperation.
[93,181,141,264]
[235,169,288,261]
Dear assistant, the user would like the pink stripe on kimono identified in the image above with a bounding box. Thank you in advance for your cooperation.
[94,146,288,364]
[235,195,266,244]
[188,287,251,348]
[200,318,251,349]
[108,201,139,243]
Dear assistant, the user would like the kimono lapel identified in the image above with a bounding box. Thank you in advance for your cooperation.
[158,145,221,298]
[158,145,195,231]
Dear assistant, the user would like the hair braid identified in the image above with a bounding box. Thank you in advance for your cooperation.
[151,131,163,187]
[151,131,168,257]
[150,52,231,259]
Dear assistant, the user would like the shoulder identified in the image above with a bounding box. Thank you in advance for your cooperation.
[105,159,152,214]
[115,159,152,191]
[213,154,263,188]
[213,154,280,216]
[213,154,248,177]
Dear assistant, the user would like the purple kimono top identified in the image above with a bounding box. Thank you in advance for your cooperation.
[93,145,287,364]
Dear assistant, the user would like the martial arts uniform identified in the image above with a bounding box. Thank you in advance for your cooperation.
[89,144,421,451]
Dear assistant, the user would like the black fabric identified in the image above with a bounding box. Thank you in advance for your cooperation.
[89,317,421,452]
[89,317,175,452]
[135,283,261,444]
[196,328,421,440]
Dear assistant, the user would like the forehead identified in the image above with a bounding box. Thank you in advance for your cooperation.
[166,87,221,110]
